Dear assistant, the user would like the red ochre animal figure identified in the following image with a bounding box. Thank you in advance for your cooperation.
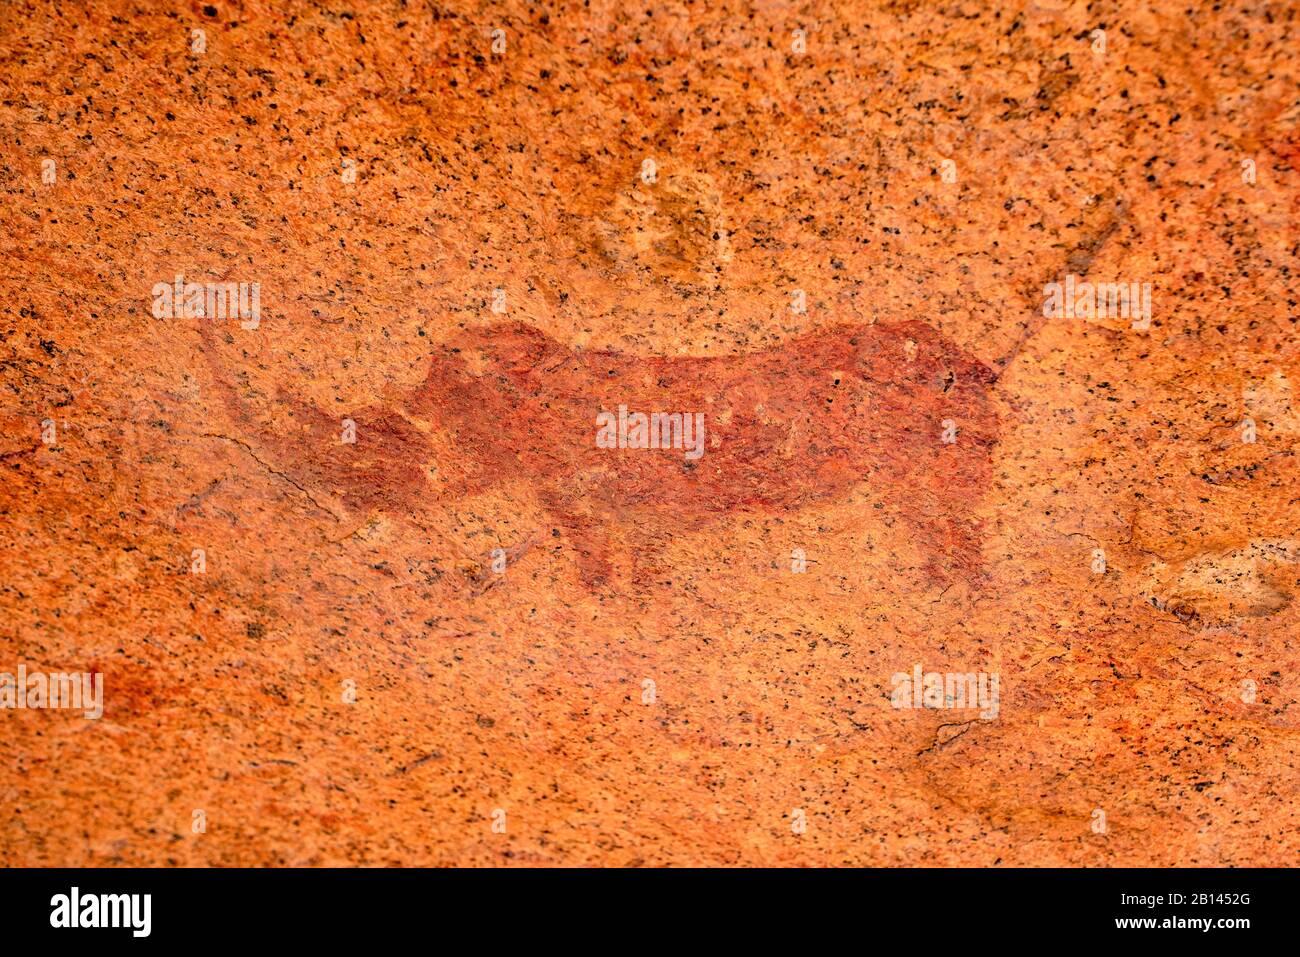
[202,320,997,587]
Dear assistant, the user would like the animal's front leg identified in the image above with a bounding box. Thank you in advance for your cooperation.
[538,490,617,589]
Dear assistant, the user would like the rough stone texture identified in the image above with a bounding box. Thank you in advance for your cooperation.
[1,0,1297,866]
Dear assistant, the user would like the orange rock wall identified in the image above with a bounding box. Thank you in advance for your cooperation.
[1,0,1297,866]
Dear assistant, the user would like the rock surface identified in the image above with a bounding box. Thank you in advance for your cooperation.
[1,1,1297,866]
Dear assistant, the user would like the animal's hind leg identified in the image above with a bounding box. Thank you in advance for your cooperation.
[906,508,987,588]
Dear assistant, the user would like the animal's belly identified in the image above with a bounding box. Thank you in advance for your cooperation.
[508,397,895,514]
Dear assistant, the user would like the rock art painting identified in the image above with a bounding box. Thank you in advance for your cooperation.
[3,0,1299,877]
[201,320,997,588]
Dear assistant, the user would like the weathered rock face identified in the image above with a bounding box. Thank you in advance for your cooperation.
[2,0,1299,867]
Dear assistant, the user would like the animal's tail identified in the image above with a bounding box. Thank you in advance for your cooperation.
[990,196,1131,382]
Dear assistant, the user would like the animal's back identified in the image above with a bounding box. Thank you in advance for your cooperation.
[417,320,996,518]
